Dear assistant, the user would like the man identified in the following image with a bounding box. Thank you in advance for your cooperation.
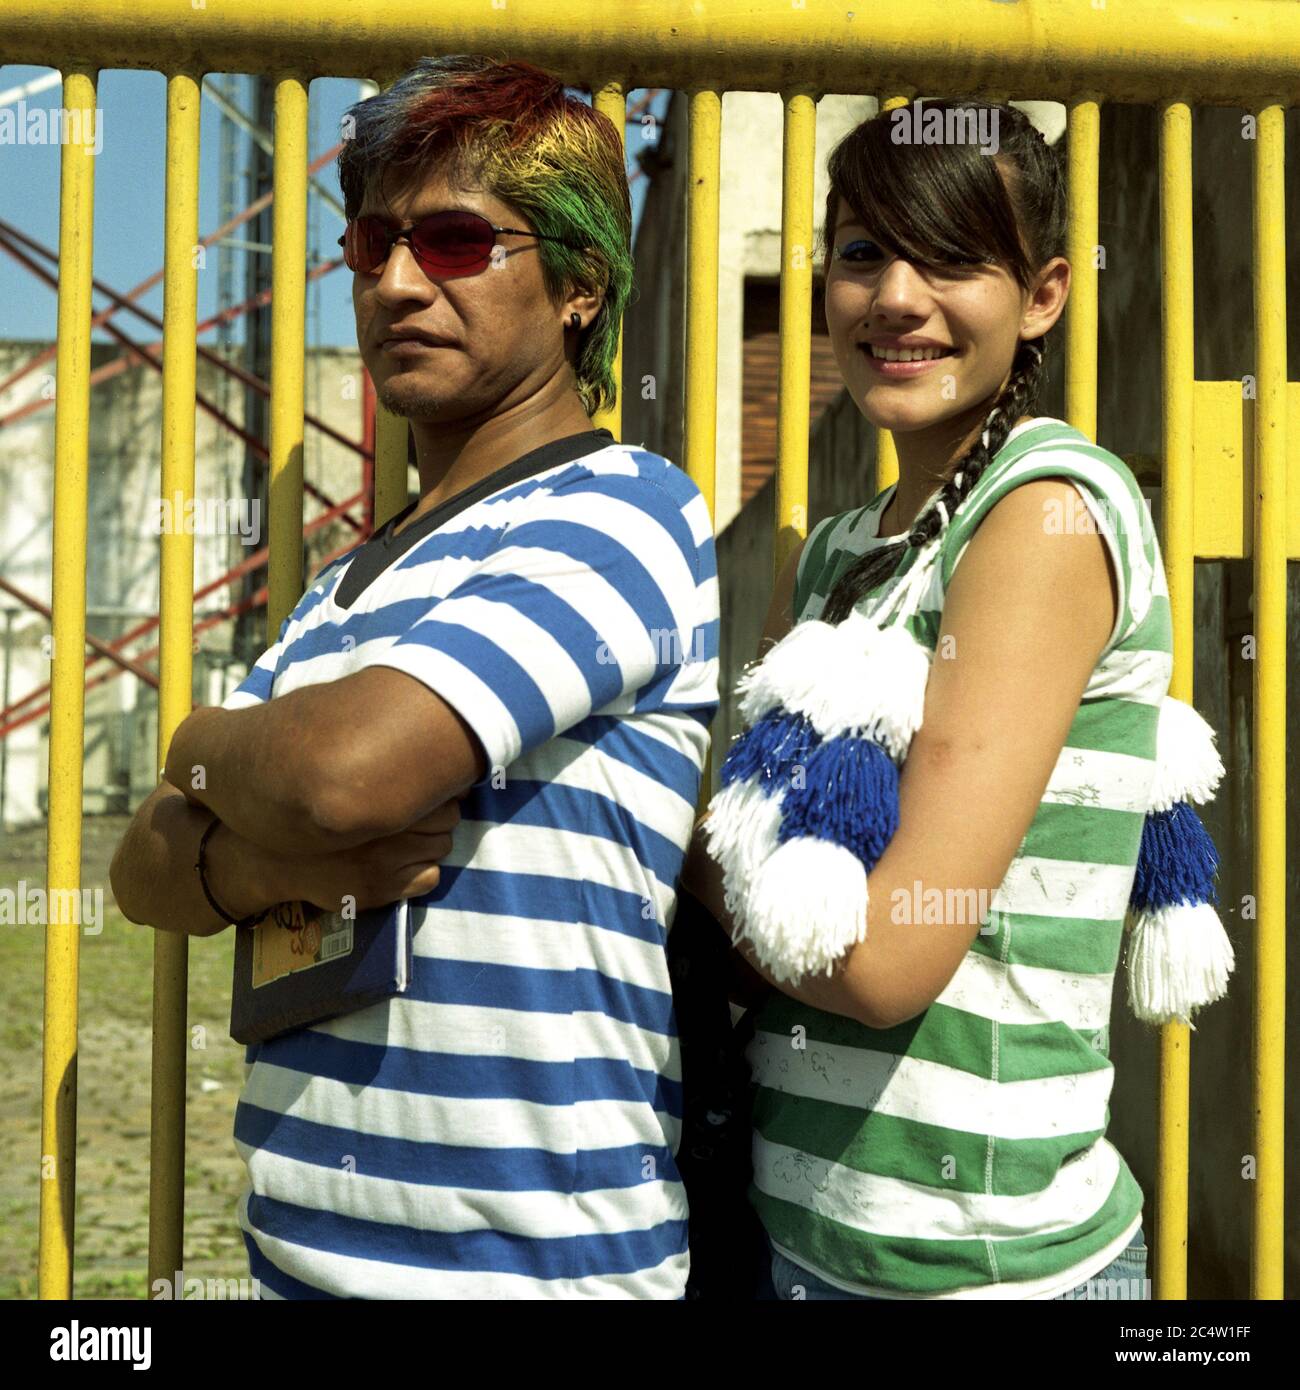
[110,55,720,1299]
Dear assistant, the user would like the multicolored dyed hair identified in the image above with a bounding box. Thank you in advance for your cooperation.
[338,55,633,417]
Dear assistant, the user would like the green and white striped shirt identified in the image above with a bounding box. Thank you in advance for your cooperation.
[746,416,1172,1298]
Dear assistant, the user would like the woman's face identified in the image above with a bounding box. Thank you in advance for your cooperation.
[823,201,1064,437]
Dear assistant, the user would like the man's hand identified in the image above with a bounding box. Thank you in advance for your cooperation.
[284,798,465,915]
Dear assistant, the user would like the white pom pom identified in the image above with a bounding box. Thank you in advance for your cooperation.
[1148,696,1225,812]
[703,779,784,917]
[736,610,931,760]
[736,618,841,723]
[1125,901,1235,1026]
[734,837,868,984]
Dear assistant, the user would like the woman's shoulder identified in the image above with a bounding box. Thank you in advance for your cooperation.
[944,419,1155,563]
[940,416,1168,661]
[957,417,1149,523]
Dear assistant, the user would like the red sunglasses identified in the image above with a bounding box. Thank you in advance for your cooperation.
[339,209,588,280]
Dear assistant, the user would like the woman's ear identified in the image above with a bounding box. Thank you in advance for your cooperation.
[1022,256,1070,340]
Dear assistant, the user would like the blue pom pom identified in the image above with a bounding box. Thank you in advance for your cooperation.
[775,734,899,870]
[718,708,820,795]
[1130,800,1221,912]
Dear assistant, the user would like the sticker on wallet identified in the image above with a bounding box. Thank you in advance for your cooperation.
[250,902,353,987]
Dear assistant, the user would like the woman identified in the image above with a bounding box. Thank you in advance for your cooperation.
[683,99,1169,1300]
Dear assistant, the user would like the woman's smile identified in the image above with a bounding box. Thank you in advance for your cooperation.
[859,343,959,378]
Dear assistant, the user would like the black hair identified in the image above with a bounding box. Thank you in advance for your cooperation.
[819,99,1067,625]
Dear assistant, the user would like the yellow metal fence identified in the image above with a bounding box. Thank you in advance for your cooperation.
[3,0,1293,1301]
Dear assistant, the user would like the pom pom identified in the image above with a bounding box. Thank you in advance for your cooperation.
[736,611,931,760]
[777,734,899,871]
[703,777,785,920]
[736,619,847,724]
[1125,901,1235,1026]
[1129,801,1220,913]
[1148,696,1225,812]
[736,837,869,983]
[717,708,819,793]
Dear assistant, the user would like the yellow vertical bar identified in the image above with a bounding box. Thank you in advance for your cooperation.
[1250,101,1286,1302]
[775,89,816,580]
[372,408,409,529]
[875,95,910,489]
[876,430,899,494]
[269,76,308,631]
[592,79,625,442]
[1157,99,1194,1301]
[146,70,201,1292]
[1065,98,1101,440]
[37,66,97,1302]
[685,87,720,805]
[684,88,720,526]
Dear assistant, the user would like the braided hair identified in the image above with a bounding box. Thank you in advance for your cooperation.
[819,100,1066,626]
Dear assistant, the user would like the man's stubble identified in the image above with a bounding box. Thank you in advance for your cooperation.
[377,378,445,422]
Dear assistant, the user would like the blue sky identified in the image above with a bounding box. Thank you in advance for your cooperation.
[0,66,665,351]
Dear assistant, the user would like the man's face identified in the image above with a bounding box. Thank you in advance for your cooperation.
[352,168,570,424]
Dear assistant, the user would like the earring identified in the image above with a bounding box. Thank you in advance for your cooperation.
[569,312,581,330]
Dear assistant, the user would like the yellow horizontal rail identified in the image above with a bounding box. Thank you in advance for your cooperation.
[5,0,1300,102]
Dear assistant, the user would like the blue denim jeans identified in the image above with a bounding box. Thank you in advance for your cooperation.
[762,1227,1149,1301]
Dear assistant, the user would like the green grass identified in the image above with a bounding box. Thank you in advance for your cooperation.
[0,906,254,1299]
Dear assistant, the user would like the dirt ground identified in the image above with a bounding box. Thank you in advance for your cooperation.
[1,814,254,1298]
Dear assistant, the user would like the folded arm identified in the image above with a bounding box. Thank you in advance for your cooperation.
[150,463,701,918]
[110,775,461,934]
[118,597,486,928]
[163,668,487,857]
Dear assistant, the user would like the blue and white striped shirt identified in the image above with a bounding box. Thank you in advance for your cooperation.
[220,436,720,1298]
